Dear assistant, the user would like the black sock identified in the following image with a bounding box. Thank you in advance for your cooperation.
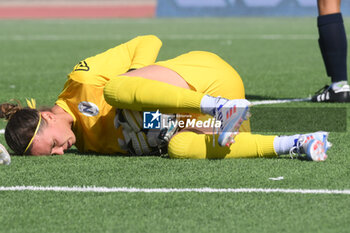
[318,13,348,82]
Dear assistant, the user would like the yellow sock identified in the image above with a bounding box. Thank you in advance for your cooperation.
[168,132,277,159]
[104,76,204,113]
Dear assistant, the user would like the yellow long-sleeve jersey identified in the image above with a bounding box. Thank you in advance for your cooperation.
[55,35,162,153]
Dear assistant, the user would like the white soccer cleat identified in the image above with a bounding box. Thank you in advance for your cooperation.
[214,98,251,147]
[289,132,331,161]
[0,143,11,165]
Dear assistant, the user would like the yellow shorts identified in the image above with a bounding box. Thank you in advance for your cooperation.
[156,51,245,99]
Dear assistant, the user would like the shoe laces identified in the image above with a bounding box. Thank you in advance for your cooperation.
[289,135,306,159]
[213,112,217,147]
[212,97,225,147]
[314,85,330,95]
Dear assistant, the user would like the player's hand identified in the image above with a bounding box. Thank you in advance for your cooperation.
[116,109,153,156]
[115,109,179,156]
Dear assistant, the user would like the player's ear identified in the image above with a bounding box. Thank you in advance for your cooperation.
[41,111,56,122]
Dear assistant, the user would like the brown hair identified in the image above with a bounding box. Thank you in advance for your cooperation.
[0,102,46,155]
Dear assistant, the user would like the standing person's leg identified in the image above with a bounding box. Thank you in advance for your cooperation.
[312,0,350,102]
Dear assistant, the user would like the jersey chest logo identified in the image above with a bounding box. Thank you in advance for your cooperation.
[78,101,99,117]
[74,61,90,71]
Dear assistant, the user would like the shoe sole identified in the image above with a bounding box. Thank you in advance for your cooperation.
[218,106,250,147]
[315,131,332,153]
[306,139,327,162]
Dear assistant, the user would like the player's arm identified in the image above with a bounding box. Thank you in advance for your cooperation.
[71,35,162,78]
[126,35,163,70]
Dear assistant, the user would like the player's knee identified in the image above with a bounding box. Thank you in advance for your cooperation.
[318,0,341,15]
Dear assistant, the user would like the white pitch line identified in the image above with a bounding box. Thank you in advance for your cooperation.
[1,186,350,195]
[251,97,311,106]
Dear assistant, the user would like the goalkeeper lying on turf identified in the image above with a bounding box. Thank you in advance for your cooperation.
[0,35,331,162]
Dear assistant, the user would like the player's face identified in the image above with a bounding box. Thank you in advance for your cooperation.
[30,114,76,156]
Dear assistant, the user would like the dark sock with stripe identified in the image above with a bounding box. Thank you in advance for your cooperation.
[318,13,348,83]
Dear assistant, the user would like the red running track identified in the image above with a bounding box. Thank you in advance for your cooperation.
[0,5,155,18]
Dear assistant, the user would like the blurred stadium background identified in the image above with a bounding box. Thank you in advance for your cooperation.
[0,0,349,18]
[0,0,156,18]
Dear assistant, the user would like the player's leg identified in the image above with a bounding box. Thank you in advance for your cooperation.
[104,75,204,113]
[168,132,276,159]
[103,51,248,113]
[104,72,250,147]
[312,0,350,102]
[168,131,331,161]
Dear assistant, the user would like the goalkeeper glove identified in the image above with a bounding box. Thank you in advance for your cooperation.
[115,109,179,156]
